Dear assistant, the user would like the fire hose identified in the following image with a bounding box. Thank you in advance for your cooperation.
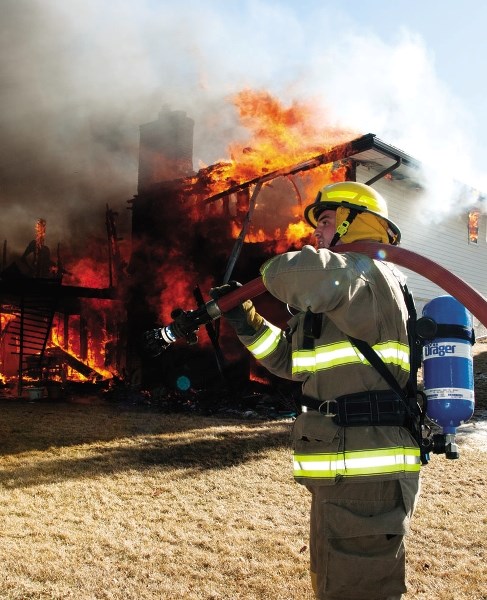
[143,242,487,355]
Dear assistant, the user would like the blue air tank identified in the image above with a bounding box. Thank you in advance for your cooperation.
[422,295,475,435]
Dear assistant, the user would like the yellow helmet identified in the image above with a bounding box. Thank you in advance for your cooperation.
[304,181,401,245]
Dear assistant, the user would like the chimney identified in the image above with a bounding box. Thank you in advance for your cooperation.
[137,106,195,193]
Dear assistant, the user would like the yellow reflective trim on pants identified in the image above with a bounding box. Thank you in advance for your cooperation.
[293,447,421,479]
[246,322,281,360]
[292,340,410,375]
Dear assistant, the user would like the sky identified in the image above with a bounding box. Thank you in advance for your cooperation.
[2,0,487,255]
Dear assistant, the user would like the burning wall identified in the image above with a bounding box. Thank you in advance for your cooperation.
[0,214,127,395]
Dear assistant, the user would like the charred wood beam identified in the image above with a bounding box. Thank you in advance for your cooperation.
[46,345,106,380]
[198,133,420,206]
[223,181,263,284]
[201,137,363,205]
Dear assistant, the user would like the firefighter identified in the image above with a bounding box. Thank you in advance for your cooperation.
[211,181,421,600]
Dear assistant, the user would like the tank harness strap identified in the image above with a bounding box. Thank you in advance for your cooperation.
[347,335,410,408]
[401,283,422,397]
[400,284,430,460]
[428,323,475,344]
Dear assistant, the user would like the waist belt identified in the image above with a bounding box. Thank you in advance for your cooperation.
[302,390,407,427]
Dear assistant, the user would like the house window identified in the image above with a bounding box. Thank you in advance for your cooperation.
[468,209,480,244]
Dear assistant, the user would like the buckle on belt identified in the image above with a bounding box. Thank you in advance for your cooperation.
[318,400,337,417]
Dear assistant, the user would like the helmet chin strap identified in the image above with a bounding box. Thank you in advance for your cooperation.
[330,208,359,248]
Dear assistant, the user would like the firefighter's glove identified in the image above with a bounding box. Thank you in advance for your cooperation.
[170,308,198,341]
[210,281,264,337]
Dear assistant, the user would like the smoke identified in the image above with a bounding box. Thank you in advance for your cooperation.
[0,0,482,259]
[301,28,483,218]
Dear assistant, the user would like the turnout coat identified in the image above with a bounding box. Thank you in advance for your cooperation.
[236,245,421,484]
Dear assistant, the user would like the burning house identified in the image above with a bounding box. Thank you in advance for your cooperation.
[1,95,486,403]
[125,105,365,401]
[127,103,487,399]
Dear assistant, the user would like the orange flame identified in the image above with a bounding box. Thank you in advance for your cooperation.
[186,90,357,253]
[468,209,479,244]
[230,90,349,172]
[35,218,46,251]
[48,309,115,382]
[149,89,357,328]
[1,312,16,332]
[194,90,357,192]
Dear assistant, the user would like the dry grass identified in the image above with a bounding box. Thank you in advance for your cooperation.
[0,397,485,600]
[0,403,309,600]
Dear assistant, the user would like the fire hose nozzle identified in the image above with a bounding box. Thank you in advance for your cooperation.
[143,299,222,356]
[142,278,267,356]
[143,326,176,357]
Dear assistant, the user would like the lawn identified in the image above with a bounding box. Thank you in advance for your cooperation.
[0,392,485,600]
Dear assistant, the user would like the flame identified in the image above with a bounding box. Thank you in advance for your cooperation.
[1,312,16,332]
[33,240,124,383]
[191,90,356,193]
[468,209,479,244]
[1,89,358,390]
[158,264,199,323]
[249,371,271,386]
[35,218,46,252]
[230,220,315,249]
[157,262,214,340]
[48,309,115,382]
[0,304,117,383]
[64,255,111,288]
[188,90,356,250]
[285,221,314,243]
[230,90,347,171]
[148,89,357,329]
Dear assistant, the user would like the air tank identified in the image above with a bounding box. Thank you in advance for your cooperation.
[421,295,475,458]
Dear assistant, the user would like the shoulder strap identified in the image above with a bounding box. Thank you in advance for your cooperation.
[347,335,408,403]
[347,281,419,406]
[349,334,428,464]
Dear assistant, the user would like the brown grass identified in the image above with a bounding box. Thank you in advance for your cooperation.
[0,342,486,599]
[0,397,485,600]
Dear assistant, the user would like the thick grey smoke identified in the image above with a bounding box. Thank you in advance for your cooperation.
[0,1,482,259]
[0,0,245,257]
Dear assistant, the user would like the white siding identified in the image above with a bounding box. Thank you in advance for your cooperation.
[356,166,487,334]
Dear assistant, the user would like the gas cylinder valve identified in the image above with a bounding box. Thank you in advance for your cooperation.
[421,432,459,460]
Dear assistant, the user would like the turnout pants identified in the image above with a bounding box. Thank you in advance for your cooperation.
[308,477,419,600]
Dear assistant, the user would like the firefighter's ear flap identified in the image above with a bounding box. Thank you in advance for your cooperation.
[415,317,437,340]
